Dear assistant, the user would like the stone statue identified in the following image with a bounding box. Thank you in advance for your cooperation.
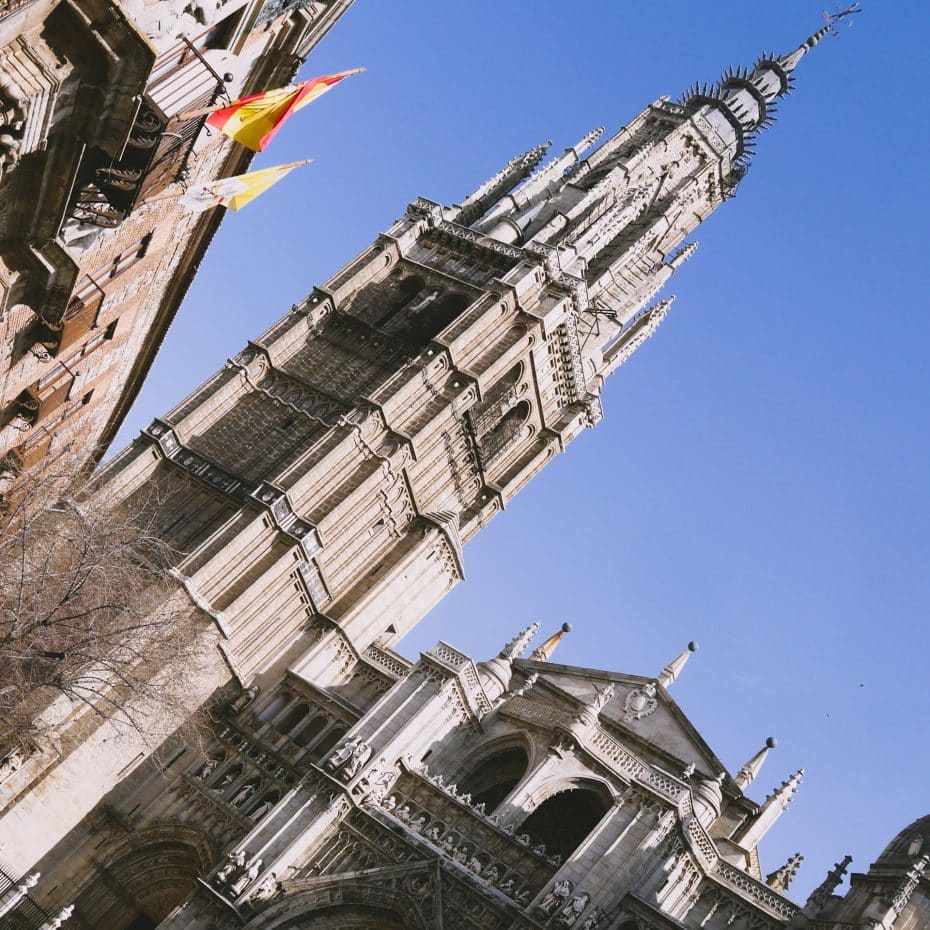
[468,855,483,874]
[230,686,259,713]
[409,814,427,833]
[539,879,573,915]
[591,682,615,711]
[498,877,516,894]
[215,769,237,792]
[381,794,398,812]
[579,908,604,930]
[249,798,275,821]
[557,892,591,927]
[229,856,263,896]
[252,871,281,901]
[196,755,221,781]
[215,850,246,885]
[395,804,412,822]
[484,865,499,884]
[327,736,372,778]
[231,781,257,807]
[424,823,443,842]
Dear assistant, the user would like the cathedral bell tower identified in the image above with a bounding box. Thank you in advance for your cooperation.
[1,16,846,879]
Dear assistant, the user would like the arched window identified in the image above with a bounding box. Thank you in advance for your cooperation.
[470,363,523,433]
[518,784,611,860]
[278,702,310,735]
[397,291,472,345]
[256,692,290,723]
[480,400,530,463]
[310,724,347,762]
[373,274,425,327]
[457,746,529,812]
[294,714,329,748]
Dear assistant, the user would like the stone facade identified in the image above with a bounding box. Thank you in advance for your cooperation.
[0,0,355,500]
[3,14,926,930]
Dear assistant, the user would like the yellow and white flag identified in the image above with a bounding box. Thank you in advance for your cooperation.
[179,160,311,213]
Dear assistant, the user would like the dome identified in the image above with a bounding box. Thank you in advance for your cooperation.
[874,814,930,867]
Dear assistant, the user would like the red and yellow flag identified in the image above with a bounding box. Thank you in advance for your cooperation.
[179,160,311,212]
[206,68,364,151]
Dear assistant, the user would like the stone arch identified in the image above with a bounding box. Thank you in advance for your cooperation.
[479,399,531,463]
[241,877,431,930]
[257,691,291,723]
[455,737,532,812]
[294,713,329,748]
[310,723,347,761]
[70,824,213,930]
[278,701,311,735]
[518,777,612,861]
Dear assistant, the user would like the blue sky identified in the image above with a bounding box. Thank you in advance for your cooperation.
[112,1,930,899]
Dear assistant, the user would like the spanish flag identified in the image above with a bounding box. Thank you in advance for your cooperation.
[204,68,364,151]
[179,160,311,213]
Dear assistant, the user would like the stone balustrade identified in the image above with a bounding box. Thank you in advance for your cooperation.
[372,762,560,906]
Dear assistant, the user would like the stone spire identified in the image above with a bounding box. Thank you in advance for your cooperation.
[805,855,853,915]
[735,736,777,790]
[530,622,572,661]
[657,641,698,688]
[451,142,551,225]
[766,852,804,892]
[499,621,540,660]
[735,769,804,850]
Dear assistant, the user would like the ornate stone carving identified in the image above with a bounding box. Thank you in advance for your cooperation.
[538,879,573,916]
[623,681,659,721]
[326,735,373,780]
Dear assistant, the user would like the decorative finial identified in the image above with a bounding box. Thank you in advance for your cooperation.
[499,621,540,660]
[766,852,804,892]
[779,4,862,73]
[530,623,572,661]
[735,737,777,790]
[767,768,804,810]
[805,855,853,914]
[657,640,698,688]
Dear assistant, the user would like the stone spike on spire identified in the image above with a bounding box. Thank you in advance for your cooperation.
[452,142,551,225]
[768,767,804,810]
[604,297,676,375]
[734,768,804,851]
[766,852,804,892]
[499,621,540,660]
[735,736,777,790]
[657,640,698,688]
[668,240,699,268]
[805,855,853,915]
[570,125,605,158]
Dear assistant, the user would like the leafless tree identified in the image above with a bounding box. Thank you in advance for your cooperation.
[0,449,212,766]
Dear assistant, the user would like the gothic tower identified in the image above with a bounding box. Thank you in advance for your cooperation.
[0,17,857,923]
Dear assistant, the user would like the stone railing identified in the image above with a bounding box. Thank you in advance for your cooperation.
[373,763,559,906]
[364,643,412,679]
[714,861,801,920]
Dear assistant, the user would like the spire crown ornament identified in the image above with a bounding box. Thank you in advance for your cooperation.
[657,641,698,688]
[530,623,572,662]
[735,736,777,790]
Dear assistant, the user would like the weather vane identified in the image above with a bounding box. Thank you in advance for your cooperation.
[822,3,862,38]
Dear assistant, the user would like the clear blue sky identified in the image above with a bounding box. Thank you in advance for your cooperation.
[112,1,930,899]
